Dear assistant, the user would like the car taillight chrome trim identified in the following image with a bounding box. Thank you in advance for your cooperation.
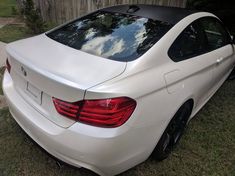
[53,97,137,128]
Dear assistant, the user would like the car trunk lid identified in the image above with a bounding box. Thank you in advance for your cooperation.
[6,34,126,128]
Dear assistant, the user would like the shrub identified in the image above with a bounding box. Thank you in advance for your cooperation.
[11,6,18,16]
[21,0,46,34]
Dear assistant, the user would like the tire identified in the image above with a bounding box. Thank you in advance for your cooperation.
[152,102,192,161]
[228,67,235,80]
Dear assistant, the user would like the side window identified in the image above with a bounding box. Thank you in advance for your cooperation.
[199,17,231,51]
[168,23,206,62]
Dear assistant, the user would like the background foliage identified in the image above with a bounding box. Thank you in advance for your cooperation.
[0,0,16,17]
[21,0,46,34]
[187,0,235,34]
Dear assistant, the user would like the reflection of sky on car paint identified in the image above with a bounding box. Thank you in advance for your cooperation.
[81,18,148,59]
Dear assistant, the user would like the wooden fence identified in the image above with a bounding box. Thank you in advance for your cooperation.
[17,0,187,24]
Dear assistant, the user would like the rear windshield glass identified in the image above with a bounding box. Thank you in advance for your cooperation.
[46,11,173,62]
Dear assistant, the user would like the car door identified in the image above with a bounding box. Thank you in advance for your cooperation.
[198,17,234,90]
[167,21,214,105]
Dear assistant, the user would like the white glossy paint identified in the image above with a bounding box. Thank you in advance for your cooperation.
[2,11,235,176]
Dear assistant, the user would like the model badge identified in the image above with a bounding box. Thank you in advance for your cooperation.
[21,66,27,76]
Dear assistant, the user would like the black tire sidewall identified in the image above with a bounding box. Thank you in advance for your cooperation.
[152,103,191,161]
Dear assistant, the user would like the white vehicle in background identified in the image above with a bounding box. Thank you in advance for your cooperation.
[3,4,235,176]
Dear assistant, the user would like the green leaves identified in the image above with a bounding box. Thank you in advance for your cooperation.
[21,0,46,34]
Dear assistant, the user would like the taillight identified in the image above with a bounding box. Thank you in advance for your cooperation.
[6,59,11,73]
[53,97,137,128]
[52,98,82,120]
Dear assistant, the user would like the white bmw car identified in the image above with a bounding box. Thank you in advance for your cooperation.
[3,4,235,176]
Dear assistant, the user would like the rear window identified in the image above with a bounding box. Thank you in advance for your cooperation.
[46,11,173,62]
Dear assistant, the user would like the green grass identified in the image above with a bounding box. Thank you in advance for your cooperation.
[0,24,31,43]
[0,78,235,175]
[0,23,56,43]
[0,0,17,17]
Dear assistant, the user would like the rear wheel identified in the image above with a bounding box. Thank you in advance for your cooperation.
[152,102,192,161]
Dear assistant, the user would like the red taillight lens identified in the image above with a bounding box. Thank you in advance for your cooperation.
[6,59,11,73]
[53,98,82,120]
[53,97,137,128]
[80,97,137,127]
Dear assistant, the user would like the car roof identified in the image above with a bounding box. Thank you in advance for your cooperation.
[102,4,199,24]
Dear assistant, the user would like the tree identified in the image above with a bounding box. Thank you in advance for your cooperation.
[187,0,235,34]
[21,0,46,34]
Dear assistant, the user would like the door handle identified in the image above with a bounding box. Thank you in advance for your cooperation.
[216,57,224,64]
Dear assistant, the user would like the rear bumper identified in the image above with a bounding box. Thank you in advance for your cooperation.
[2,71,151,176]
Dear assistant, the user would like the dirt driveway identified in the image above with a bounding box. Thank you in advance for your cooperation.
[0,17,15,28]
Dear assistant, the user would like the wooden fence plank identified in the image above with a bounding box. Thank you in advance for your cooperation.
[18,0,187,24]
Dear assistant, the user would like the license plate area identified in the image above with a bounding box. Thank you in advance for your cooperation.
[25,82,42,104]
